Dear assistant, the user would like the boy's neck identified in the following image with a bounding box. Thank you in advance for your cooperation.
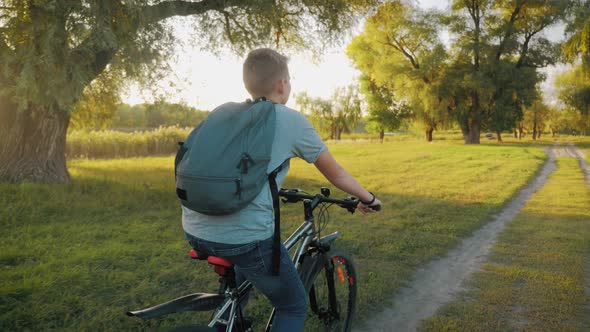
[254,93,285,105]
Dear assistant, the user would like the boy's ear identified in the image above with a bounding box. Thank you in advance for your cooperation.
[276,79,285,94]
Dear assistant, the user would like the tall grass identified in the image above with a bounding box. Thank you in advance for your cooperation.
[66,125,589,160]
[66,126,191,159]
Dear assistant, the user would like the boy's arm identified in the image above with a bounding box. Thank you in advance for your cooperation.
[313,150,381,213]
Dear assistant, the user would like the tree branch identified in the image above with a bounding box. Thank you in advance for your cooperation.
[68,1,121,96]
[516,26,547,68]
[382,36,431,85]
[141,0,239,25]
[387,35,420,70]
[221,11,234,44]
[495,1,523,61]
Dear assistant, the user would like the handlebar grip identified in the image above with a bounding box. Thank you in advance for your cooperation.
[369,204,381,211]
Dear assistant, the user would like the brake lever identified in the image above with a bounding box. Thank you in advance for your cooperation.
[342,197,359,214]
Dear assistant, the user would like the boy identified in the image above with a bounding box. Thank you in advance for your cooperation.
[182,48,381,332]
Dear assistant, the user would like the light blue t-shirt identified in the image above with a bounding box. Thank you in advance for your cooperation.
[182,103,327,244]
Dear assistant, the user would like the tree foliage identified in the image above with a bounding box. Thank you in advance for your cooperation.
[69,69,125,130]
[0,0,373,112]
[563,0,590,70]
[294,85,362,140]
[0,0,376,182]
[555,65,590,134]
[347,0,567,144]
[442,0,567,143]
[347,1,449,142]
[358,74,411,141]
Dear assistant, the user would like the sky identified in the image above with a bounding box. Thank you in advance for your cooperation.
[121,0,567,110]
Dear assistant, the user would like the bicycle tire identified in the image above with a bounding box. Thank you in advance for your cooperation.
[304,249,357,332]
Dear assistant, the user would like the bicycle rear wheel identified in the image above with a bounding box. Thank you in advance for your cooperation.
[305,249,357,332]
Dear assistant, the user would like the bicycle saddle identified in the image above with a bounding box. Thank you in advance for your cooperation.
[190,249,233,276]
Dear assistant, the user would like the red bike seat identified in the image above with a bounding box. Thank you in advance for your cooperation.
[189,249,233,276]
[207,256,233,268]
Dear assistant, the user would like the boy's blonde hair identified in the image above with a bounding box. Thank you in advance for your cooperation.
[243,48,289,97]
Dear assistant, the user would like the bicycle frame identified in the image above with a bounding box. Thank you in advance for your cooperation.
[209,198,342,332]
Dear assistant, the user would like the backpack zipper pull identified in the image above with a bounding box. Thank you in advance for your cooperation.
[237,153,255,174]
[234,179,242,199]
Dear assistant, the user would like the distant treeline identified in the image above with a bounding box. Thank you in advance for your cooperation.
[112,102,208,130]
[69,100,209,131]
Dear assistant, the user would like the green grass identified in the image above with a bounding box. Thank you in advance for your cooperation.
[420,158,590,332]
[0,139,549,331]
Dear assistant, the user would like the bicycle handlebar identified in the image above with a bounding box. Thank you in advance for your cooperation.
[278,188,381,213]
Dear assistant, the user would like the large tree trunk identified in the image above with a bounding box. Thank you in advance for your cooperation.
[518,125,524,139]
[463,93,481,144]
[379,129,385,143]
[513,129,518,138]
[425,126,434,142]
[461,125,469,140]
[496,130,503,142]
[337,127,344,140]
[0,104,71,183]
[464,118,481,144]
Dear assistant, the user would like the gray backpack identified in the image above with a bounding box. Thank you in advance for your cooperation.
[175,97,285,274]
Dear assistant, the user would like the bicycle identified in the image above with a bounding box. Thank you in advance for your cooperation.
[127,187,380,331]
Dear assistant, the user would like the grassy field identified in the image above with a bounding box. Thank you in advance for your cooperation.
[421,157,590,332]
[0,137,572,331]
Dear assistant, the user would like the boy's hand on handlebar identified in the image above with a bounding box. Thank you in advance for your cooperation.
[357,198,382,215]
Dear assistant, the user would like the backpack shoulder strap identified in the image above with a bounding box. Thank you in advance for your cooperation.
[268,160,288,276]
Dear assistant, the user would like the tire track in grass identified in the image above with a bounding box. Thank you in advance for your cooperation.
[354,147,557,332]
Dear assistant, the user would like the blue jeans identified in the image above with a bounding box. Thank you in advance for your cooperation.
[185,233,307,332]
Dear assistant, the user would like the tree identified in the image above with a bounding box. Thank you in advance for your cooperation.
[331,85,363,140]
[112,104,148,129]
[359,75,411,142]
[556,65,590,135]
[442,0,566,144]
[293,91,333,137]
[294,85,362,140]
[347,1,449,142]
[0,0,373,183]
[522,99,550,140]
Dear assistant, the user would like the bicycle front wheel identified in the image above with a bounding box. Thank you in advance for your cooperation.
[305,249,357,332]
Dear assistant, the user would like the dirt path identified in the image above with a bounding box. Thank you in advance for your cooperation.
[354,147,559,332]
